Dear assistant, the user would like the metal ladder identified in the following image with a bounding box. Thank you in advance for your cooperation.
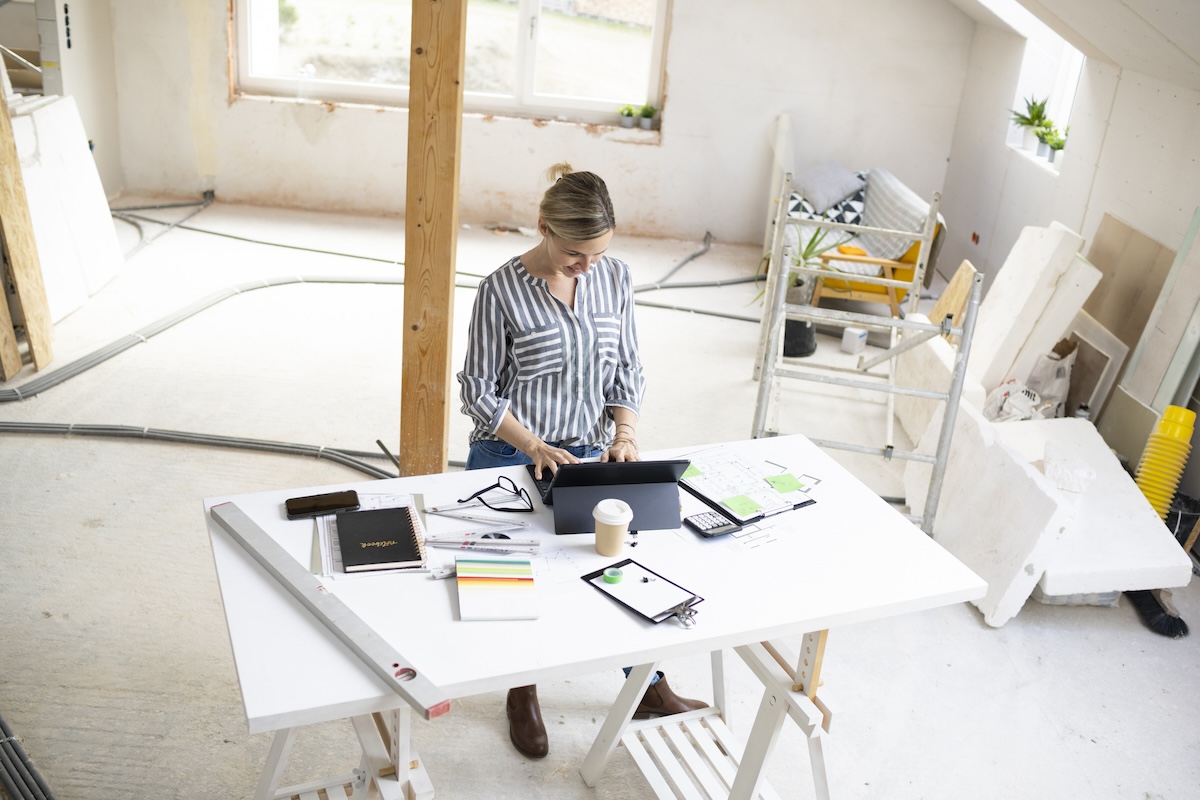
[751,172,983,535]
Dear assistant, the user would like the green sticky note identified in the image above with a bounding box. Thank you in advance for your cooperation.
[766,473,804,493]
[722,495,761,517]
[682,464,702,479]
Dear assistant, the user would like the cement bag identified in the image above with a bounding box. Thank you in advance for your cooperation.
[983,379,1055,422]
[1025,339,1077,418]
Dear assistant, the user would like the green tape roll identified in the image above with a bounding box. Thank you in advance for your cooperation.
[603,567,623,584]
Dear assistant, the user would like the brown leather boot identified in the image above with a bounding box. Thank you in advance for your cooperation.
[506,685,548,758]
[633,671,709,719]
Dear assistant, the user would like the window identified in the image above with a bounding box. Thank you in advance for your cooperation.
[235,0,669,125]
[984,0,1083,153]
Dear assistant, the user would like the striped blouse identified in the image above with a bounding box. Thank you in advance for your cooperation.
[458,255,646,448]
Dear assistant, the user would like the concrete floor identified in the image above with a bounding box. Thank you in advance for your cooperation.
[1,200,1198,799]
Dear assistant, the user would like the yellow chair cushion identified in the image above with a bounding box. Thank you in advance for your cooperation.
[818,222,939,303]
[819,266,914,301]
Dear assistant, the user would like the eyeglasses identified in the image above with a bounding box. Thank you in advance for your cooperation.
[456,475,533,513]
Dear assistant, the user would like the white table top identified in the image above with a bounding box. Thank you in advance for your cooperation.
[204,435,985,734]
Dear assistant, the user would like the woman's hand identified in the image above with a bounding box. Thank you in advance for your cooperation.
[602,437,639,463]
[525,438,581,479]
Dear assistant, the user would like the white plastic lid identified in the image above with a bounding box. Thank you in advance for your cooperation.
[592,498,633,526]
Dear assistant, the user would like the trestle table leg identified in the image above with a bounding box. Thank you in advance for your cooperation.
[580,661,659,786]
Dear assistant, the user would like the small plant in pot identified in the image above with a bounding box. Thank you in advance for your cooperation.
[756,226,853,357]
[617,103,637,128]
[1034,120,1056,157]
[1045,125,1067,164]
[638,104,656,129]
[1010,95,1047,150]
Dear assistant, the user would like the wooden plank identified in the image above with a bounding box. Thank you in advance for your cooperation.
[0,88,53,377]
[400,0,466,476]
[1082,213,1176,353]
[928,259,977,341]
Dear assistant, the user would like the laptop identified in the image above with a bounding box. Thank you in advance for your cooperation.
[525,460,690,534]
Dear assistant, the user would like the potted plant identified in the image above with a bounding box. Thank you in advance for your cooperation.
[617,103,636,128]
[756,226,853,357]
[1045,125,1067,164]
[1034,120,1056,157]
[1010,95,1047,151]
[638,104,656,130]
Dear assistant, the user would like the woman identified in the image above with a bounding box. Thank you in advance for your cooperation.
[458,163,705,759]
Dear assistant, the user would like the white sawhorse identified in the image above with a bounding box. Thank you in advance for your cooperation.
[255,708,433,800]
[581,632,832,800]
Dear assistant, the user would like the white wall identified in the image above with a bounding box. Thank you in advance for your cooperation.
[939,38,1200,283]
[110,0,974,244]
[55,0,124,197]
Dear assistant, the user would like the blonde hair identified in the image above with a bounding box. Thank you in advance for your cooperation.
[539,162,616,241]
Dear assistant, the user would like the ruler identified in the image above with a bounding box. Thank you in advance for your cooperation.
[209,501,450,720]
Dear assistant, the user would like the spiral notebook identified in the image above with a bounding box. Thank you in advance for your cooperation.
[333,505,427,572]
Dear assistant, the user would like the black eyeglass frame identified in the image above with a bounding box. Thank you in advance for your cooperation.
[456,475,534,513]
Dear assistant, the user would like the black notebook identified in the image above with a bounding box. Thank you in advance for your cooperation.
[334,505,427,573]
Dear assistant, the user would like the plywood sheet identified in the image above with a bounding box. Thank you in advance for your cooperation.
[1082,213,1175,352]
[1121,208,1200,407]
[0,87,51,375]
[928,259,976,342]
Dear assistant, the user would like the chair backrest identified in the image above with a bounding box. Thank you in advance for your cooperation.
[857,168,932,260]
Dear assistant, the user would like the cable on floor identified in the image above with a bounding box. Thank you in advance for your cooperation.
[0,712,55,800]
[0,196,743,474]
[111,190,214,260]
[0,421,398,480]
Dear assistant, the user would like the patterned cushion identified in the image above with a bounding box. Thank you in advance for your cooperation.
[787,171,867,227]
[793,161,865,214]
[856,168,930,260]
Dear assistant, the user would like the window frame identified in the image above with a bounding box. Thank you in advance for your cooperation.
[232,0,671,126]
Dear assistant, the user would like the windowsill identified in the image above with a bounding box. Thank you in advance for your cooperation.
[1010,143,1061,174]
[231,91,662,141]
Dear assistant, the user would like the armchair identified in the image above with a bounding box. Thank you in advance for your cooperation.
[794,166,945,318]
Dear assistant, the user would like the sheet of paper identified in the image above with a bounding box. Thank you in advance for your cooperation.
[680,446,818,522]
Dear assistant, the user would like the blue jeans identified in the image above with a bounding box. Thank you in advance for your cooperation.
[467,439,658,686]
[466,439,602,471]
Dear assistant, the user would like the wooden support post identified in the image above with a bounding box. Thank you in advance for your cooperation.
[0,89,53,378]
[400,0,466,476]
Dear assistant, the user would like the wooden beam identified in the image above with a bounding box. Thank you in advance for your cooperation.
[400,0,466,476]
[0,90,54,378]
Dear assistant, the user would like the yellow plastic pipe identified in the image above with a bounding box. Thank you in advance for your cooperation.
[1134,405,1195,519]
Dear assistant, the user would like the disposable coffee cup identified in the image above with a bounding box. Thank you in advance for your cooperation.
[593,498,634,557]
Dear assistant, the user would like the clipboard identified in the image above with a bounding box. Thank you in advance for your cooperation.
[679,448,817,524]
[582,559,703,627]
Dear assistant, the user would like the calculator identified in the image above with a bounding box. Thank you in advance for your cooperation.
[684,510,743,538]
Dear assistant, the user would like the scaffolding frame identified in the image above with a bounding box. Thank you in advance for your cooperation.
[751,172,983,534]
